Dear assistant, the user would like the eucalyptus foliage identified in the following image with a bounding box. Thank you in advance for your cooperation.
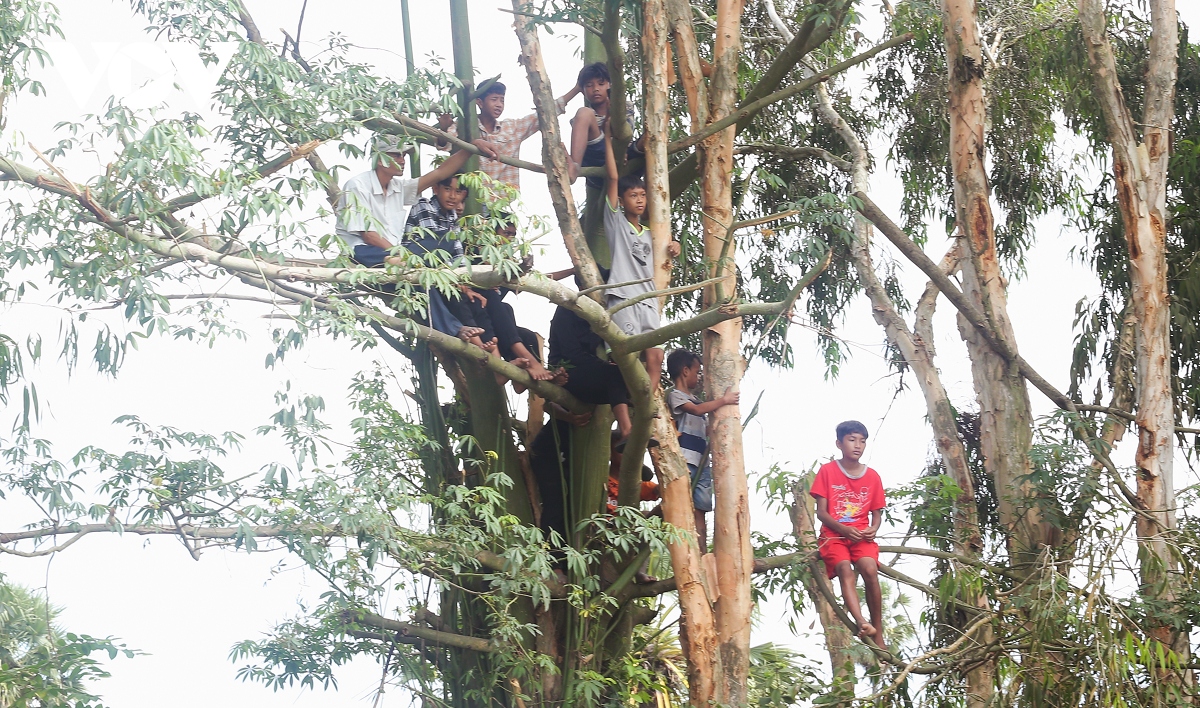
[3,0,1200,706]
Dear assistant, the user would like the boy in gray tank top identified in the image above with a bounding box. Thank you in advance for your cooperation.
[602,124,680,385]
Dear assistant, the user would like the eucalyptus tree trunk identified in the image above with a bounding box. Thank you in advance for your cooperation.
[643,0,673,296]
[699,1,752,703]
[641,4,722,704]
[941,0,1042,568]
[648,398,723,708]
[400,0,420,178]
[1077,0,1188,682]
[665,0,707,133]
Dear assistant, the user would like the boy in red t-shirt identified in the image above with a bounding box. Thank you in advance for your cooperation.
[810,420,887,646]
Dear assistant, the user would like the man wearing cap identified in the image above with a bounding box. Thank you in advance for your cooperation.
[436,81,578,191]
[335,133,496,268]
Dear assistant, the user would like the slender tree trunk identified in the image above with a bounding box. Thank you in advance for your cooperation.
[449,0,479,181]
[643,5,723,703]
[665,0,707,132]
[1077,0,1188,683]
[941,0,1042,567]
[399,0,421,178]
[643,0,674,296]
[700,1,751,703]
[648,393,722,708]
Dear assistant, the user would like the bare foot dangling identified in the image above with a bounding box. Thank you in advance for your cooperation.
[526,359,553,381]
[457,325,484,342]
[859,622,878,643]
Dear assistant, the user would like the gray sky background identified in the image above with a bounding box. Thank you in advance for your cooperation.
[2,1,1198,705]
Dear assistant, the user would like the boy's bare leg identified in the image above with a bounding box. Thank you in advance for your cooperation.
[511,342,552,380]
[693,509,707,553]
[835,560,875,641]
[856,556,885,648]
[645,347,664,388]
[613,403,632,438]
[635,554,657,584]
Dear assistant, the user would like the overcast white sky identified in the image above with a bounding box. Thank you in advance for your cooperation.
[2,1,1198,706]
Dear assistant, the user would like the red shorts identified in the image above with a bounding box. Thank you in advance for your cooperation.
[818,536,879,579]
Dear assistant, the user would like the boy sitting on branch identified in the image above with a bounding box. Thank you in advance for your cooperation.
[810,420,887,647]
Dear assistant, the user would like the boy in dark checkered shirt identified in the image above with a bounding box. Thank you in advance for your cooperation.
[401,174,492,351]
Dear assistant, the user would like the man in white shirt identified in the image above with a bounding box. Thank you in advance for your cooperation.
[335,133,497,267]
[336,133,497,341]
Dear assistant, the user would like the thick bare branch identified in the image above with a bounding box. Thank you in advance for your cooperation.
[235,274,590,413]
[346,611,494,652]
[614,248,831,353]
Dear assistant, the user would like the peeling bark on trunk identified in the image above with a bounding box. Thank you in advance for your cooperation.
[941,0,1042,568]
[643,0,673,296]
[648,392,722,708]
[1077,0,1187,679]
[700,1,751,704]
[790,479,855,685]
[665,0,708,132]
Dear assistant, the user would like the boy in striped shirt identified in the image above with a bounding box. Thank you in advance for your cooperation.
[666,349,739,551]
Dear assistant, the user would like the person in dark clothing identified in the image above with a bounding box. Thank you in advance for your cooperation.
[529,404,592,545]
[547,303,633,440]
[462,214,554,384]
[401,175,493,349]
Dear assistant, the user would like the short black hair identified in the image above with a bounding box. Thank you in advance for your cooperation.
[617,175,646,198]
[494,211,516,231]
[436,172,467,189]
[577,62,611,87]
[835,420,869,442]
[667,349,701,381]
[479,81,506,98]
[573,265,610,290]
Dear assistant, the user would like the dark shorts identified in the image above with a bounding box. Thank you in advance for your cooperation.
[818,536,879,579]
[352,244,390,267]
[688,462,713,512]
